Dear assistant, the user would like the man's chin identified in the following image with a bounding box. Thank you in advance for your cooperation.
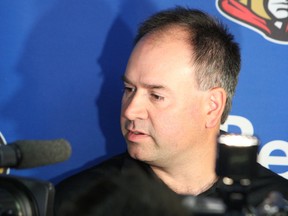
[128,148,146,161]
[128,151,158,167]
[128,149,141,160]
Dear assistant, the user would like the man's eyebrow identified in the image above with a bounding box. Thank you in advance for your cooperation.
[121,75,132,84]
[121,75,168,90]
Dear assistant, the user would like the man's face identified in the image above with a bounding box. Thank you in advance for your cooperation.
[120,29,209,167]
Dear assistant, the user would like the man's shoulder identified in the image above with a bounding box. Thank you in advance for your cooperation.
[56,152,131,188]
[252,163,288,192]
[55,152,154,197]
[54,152,133,213]
[248,163,288,205]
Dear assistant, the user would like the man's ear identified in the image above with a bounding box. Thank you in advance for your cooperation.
[205,87,226,128]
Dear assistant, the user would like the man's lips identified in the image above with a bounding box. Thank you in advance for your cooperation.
[126,130,149,142]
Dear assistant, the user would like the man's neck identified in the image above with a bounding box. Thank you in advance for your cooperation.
[150,147,218,195]
[151,167,217,195]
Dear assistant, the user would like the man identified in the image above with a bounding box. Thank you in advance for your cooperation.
[120,8,233,196]
[55,7,288,214]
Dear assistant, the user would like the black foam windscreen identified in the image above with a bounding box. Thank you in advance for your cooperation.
[7,139,72,169]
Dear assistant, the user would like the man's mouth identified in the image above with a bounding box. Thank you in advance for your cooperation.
[126,130,148,142]
[130,131,145,135]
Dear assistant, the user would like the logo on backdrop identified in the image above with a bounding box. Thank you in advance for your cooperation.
[216,0,288,44]
[221,115,288,179]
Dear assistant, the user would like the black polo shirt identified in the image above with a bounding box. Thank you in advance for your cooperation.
[55,152,288,215]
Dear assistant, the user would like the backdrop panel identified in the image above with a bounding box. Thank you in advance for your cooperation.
[0,0,287,183]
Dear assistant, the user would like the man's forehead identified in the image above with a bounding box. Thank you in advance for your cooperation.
[122,75,169,90]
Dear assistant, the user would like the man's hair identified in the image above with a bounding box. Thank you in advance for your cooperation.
[135,7,241,123]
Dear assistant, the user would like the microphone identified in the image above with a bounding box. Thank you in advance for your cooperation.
[0,139,72,169]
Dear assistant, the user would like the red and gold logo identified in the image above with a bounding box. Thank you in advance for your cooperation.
[217,0,288,44]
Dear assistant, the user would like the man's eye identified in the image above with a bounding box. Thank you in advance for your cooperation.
[123,86,136,93]
[151,94,164,101]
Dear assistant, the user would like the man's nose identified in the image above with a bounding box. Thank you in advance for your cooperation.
[122,93,148,120]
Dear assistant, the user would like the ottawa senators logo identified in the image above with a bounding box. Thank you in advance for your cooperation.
[216,0,288,44]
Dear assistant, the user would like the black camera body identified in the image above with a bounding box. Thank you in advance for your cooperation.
[0,175,54,216]
[183,134,288,216]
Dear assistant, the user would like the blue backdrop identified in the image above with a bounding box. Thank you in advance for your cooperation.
[0,0,287,183]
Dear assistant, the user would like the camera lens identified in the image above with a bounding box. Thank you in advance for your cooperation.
[0,179,36,216]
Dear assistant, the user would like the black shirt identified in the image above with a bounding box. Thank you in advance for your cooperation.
[55,152,288,214]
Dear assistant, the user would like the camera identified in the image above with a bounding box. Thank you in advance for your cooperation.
[0,175,54,216]
[182,134,288,216]
[0,132,71,216]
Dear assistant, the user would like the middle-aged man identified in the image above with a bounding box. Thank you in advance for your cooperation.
[55,7,288,215]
